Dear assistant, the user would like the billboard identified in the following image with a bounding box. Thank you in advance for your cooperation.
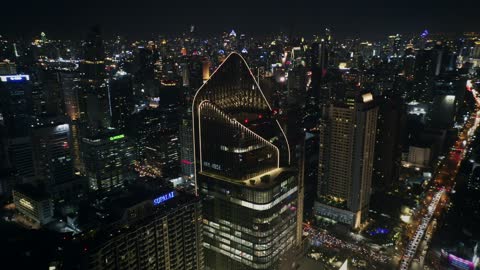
[0,74,30,82]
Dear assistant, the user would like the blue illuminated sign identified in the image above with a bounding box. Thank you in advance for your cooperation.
[0,75,30,82]
[420,29,429,38]
[153,191,175,205]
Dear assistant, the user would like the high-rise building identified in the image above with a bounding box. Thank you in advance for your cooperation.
[31,119,73,186]
[182,56,208,90]
[109,72,134,132]
[180,112,195,178]
[66,188,203,270]
[60,72,81,121]
[373,96,404,190]
[311,40,329,76]
[0,74,33,137]
[36,70,65,117]
[411,49,435,102]
[386,34,402,58]
[77,26,110,134]
[130,104,180,178]
[30,117,86,202]
[7,136,35,182]
[193,53,298,270]
[303,132,319,217]
[1,74,36,183]
[316,91,377,229]
[82,132,135,194]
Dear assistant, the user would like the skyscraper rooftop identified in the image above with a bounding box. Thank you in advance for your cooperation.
[192,52,291,187]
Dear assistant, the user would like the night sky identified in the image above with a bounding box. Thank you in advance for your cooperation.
[2,0,479,40]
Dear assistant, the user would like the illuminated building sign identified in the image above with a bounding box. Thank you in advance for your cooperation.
[181,159,193,165]
[161,80,177,86]
[420,29,429,38]
[54,124,69,132]
[153,191,175,206]
[19,198,34,211]
[362,93,374,103]
[0,74,30,82]
[109,134,125,141]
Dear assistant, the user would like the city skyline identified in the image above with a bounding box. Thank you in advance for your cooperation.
[1,8,480,269]
[2,1,479,39]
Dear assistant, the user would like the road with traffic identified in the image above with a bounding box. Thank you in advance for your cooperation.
[398,86,480,269]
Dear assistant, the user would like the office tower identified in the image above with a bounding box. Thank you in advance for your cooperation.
[67,188,203,270]
[403,47,416,80]
[286,64,308,142]
[134,43,159,83]
[431,42,457,76]
[202,59,210,83]
[182,56,206,90]
[411,49,435,102]
[193,52,298,270]
[36,70,64,116]
[303,132,319,217]
[179,56,211,180]
[82,132,135,194]
[31,119,73,184]
[109,72,134,132]
[130,103,180,178]
[143,129,179,178]
[316,91,377,229]
[0,74,35,183]
[308,36,333,120]
[310,40,329,76]
[7,136,35,182]
[59,71,83,172]
[287,65,308,105]
[30,117,86,202]
[429,94,457,129]
[78,26,110,133]
[373,96,404,190]
[180,112,195,178]
[358,42,374,60]
[60,72,81,121]
[0,74,33,137]
[428,75,467,129]
[182,62,190,88]
[386,34,402,58]
[81,26,106,83]
[70,123,83,172]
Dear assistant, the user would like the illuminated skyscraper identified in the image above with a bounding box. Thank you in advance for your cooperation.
[82,132,135,193]
[31,118,74,187]
[109,72,134,132]
[0,74,35,183]
[316,91,377,229]
[67,188,203,270]
[193,53,298,270]
[180,112,195,178]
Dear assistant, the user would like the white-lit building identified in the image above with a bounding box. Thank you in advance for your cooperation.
[316,92,378,229]
[407,145,432,168]
[13,184,54,225]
